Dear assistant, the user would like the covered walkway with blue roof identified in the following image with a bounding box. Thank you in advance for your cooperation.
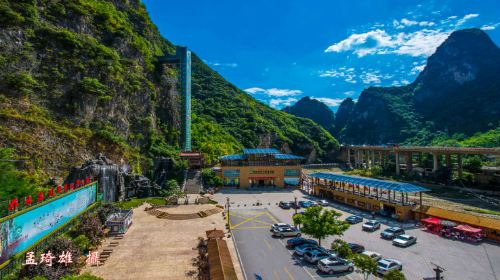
[305,172,430,221]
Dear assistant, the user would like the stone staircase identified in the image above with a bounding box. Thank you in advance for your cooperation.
[184,170,202,194]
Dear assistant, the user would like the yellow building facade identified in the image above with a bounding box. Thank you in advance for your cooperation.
[219,148,303,188]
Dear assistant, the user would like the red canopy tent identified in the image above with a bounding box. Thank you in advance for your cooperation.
[454,225,482,234]
[421,217,441,225]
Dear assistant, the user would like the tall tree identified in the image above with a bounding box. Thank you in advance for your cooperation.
[383,269,406,280]
[297,206,349,246]
[353,254,377,280]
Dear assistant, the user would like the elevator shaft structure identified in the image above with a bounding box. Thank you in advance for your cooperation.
[159,46,192,152]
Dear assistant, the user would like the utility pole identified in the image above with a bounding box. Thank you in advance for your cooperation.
[227,197,231,233]
[431,262,445,280]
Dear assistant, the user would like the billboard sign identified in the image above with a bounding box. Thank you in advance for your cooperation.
[0,183,97,264]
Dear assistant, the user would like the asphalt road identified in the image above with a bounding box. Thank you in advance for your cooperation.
[229,208,357,280]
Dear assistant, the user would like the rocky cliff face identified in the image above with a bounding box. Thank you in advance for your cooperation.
[337,28,500,144]
[282,96,336,133]
[0,0,339,180]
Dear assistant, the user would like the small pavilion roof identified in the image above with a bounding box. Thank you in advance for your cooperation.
[309,172,430,193]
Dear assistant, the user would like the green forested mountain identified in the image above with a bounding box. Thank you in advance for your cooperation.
[337,29,500,145]
[0,0,338,181]
[282,96,336,134]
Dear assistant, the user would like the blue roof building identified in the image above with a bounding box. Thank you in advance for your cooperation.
[219,148,304,188]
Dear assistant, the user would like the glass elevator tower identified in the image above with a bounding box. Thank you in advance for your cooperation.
[159,46,192,152]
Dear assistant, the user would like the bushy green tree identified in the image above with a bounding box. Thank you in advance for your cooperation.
[463,156,482,173]
[383,269,406,280]
[297,206,349,246]
[330,239,352,258]
[61,273,104,280]
[0,148,33,215]
[353,253,377,280]
[73,234,91,253]
[201,168,223,187]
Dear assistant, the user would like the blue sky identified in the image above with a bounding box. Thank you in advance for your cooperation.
[143,0,500,111]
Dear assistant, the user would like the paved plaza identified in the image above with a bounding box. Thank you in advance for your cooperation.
[214,188,500,280]
[85,204,243,280]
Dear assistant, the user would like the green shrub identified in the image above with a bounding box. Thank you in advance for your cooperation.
[61,272,104,280]
[73,234,91,253]
[79,77,107,96]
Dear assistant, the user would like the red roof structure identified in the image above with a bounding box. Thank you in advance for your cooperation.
[454,224,482,234]
[421,217,441,225]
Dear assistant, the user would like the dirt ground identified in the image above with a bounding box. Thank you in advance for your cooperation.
[84,204,243,280]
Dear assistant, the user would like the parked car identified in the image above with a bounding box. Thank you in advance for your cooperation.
[377,258,402,275]
[271,223,291,232]
[294,244,323,256]
[279,201,291,209]
[392,235,417,247]
[286,237,318,249]
[309,201,319,206]
[299,201,313,208]
[348,243,365,254]
[345,215,363,224]
[362,251,382,261]
[272,227,301,238]
[304,250,336,264]
[290,201,301,209]
[318,258,354,275]
[381,227,405,239]
[317,200,329,206]
[362,220,381,231]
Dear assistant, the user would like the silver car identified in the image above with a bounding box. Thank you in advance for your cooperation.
[318,257,354,275]
[317,200,329,206]
[303,250,337,264]
[270,223,291,232]
[272,226,301,238]
[392,234,417,247]
[362,251,382,261]
[362,220,381,231]
[377,258,402,275]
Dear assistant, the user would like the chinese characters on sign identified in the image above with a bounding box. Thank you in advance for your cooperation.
[86,251,100,266]
[23,251,73,267]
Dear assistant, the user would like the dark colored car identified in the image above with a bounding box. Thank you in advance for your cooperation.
[286,237,318,249]
[279,201,291,209]
[380,227,405,239]
[290,201,301,209]
[345,215,363,224]
[348,243,365,254]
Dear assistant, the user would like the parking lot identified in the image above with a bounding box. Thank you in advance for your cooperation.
[215,188,500,280]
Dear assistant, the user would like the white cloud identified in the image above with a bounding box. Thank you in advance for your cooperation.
[456,13,479,27]
[310,97,345,107]
[244,87,303,97]
[325,13,483,58]
[411,64,426,74]
[204,60,238,68]
[344,91,355,96]
[319,68,357,83]
[361,73,381,84]
[269,97,298,108]
[325,28,450,57]
[481,23,499,30]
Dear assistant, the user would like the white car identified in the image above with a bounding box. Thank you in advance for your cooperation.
[377,258,402,275]
[317,200,329,206]
[362,220,381,231]
[303,250,337,264]
[362,251,382,261]
[270,223,291,232]
[272,227,301,238]
[392,234,417,247]
[318,257,354,275]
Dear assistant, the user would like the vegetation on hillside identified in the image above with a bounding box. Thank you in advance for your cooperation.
[0,0,340,189]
